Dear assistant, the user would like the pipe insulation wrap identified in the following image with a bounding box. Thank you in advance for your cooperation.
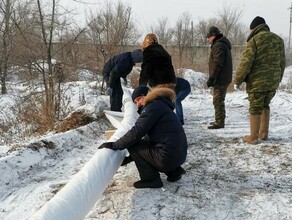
[31,89,138,220]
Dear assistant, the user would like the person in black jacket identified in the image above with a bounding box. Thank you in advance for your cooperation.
[99,86,188,189]
[206,26,233,129]
[139,33,176,88]
[103,49,143,112]
[174,77,191,125]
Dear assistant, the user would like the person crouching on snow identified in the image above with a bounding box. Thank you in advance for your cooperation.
[98,86,188,188]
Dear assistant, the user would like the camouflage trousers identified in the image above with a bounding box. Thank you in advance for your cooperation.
[247,91,276,115]
[212,85,228,124]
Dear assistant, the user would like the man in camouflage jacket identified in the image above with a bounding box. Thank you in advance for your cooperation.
[233,16,286,144]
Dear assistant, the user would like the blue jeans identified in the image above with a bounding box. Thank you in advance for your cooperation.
[175,87,191,125]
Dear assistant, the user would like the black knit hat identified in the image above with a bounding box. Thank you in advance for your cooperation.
[206,26,221,38]
[132,86,149,101]
[250,16,266,30]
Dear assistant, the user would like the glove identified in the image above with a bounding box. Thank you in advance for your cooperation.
[98,142,116,150]
[123,77,128,86]
[233,84,240,91]
[106,87,113,96]
[207,78,215,88]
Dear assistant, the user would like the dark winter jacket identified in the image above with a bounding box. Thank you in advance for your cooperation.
[139,44,176,87]
[113,87,188,169]
[175,77,191,95]
[208,35,233,85]
[234,24,286,93]
[103,52,134,88]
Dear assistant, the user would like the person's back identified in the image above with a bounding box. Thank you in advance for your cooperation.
[233,16,286,145]
[238,24,285,92]
[139,33,176,88]
[103,52,133,85]
[102,49,143,111]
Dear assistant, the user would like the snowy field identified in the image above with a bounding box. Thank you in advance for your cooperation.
[0,68,291,220]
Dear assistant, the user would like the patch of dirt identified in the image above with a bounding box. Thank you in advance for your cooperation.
[55,112,96,133]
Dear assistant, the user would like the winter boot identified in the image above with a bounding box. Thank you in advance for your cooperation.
[208,121,224,129]
[243,115,261,145]
[133,177,163,189]
[259,109,270,141]
[166,166,186,182]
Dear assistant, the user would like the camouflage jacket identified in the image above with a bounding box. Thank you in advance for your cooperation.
[234,24,286,93]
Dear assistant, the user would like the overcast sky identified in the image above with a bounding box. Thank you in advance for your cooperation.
[64,0,291,39]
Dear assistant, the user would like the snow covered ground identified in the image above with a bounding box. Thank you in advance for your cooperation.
[0,68,291,220]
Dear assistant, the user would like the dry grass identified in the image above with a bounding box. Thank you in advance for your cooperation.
[55,111,95,133]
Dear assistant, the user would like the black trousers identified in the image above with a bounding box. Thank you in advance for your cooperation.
[128,139,162,180]
[110,78,123,112]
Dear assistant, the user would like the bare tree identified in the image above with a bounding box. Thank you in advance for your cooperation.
[195,18,219,46]
[216,3,247,45]
[35,0,56,126]
[149,17,173,46]
[195,4,247,47]
[87,1,140,63]
[0,0,15,94]
[231,23,247,46]
[217,3,244,37]
[6,0,83,131]
[172,12,193,68]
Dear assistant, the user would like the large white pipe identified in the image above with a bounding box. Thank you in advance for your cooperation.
[103,110,124,129]
[31,89,138,220]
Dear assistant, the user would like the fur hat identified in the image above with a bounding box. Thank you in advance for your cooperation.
[206,26,221,38]
[131,49,143,63]
[250,16,266,30]
[132,86,149,101]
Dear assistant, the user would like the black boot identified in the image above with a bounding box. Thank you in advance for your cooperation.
[166,166,186,182]
[133,177,163,188]
[208,122,224,129]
